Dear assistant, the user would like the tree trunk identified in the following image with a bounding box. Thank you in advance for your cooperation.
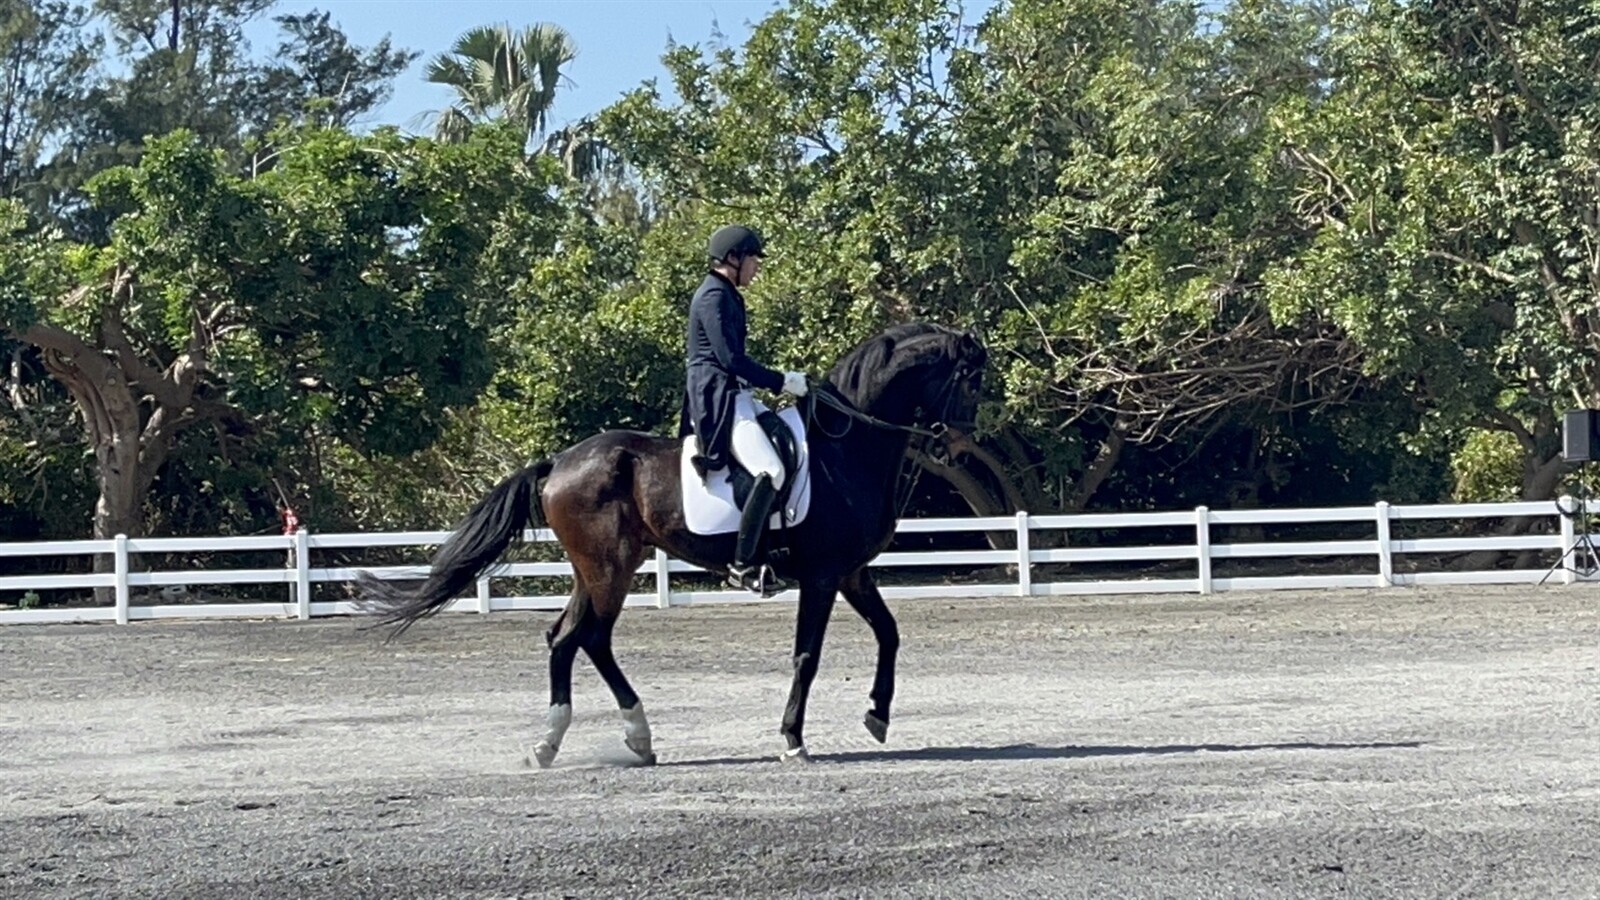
[1066,418,1129,512]
[23,311,201,602]
[1456,451,1568,571]
[912,447,1015,549]
[94,427,148,540]
[996,426,1058,513]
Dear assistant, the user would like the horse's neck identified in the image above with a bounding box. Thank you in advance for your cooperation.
[829,389,918,514]
[848,425,914,478]
[838,375,909,425]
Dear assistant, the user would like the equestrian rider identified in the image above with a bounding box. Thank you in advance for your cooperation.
[680,224,808,595]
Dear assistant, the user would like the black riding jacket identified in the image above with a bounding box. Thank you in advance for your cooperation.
[678,271,784,471]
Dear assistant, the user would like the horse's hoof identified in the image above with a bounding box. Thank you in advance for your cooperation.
[532,740,559,769]
[626,738,656,766]
[864,711,889,744]
[780,745,812,764]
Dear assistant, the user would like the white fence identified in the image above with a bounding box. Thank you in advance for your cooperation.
[1,499,1593,626]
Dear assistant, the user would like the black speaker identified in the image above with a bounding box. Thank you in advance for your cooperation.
[1562,409,1600,462]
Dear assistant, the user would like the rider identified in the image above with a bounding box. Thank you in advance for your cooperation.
[680,224,808,595]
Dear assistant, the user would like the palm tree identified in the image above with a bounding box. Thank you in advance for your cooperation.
[541,116,619,182]
[424,22,577,145]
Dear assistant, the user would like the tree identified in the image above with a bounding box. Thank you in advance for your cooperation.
[0,0,100,204]
[1266,0,1600,501]
[40,0,416,238]
[0,123,563,547]
[317,194,678,530]
[0,2,103,545]
[595,0,1385,525]
[425,22,578,145]
[601,0,1023,517]
[244,10,420,131]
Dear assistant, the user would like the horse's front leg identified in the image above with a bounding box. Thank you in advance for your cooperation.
[839,567,897,744]
[779,577,838,762]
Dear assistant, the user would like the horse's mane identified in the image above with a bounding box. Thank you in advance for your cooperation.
[826,322,965,403]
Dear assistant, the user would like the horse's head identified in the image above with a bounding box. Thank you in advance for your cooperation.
[825,323,989,455]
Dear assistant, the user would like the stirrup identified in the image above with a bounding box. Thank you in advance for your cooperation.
[727,563,785,598]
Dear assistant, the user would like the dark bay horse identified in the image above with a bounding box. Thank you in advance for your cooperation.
[360,322,988,764]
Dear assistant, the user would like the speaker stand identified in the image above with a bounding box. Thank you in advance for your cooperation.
[1540,472,1600,584]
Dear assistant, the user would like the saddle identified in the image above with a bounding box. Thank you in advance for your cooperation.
[726,409,801,514]
[679,403,814,537]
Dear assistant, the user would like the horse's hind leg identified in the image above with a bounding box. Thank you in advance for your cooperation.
[531,583,587,769]
[543,449,653,765]
[581,614,655,765]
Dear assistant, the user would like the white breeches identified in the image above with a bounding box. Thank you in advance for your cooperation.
[731,391,786,491]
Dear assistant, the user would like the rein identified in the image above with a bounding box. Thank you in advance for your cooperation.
[808,384,948,441]
[802,367,970,519]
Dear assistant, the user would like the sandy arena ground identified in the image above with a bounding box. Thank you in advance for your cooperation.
[2,584,1598,899]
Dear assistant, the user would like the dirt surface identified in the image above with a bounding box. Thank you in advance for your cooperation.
[2,585,1598,899]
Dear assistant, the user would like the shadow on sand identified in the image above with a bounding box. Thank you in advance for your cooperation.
[658,739,1425,768]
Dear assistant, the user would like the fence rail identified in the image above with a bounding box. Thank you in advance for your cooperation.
[1,498,1592,626]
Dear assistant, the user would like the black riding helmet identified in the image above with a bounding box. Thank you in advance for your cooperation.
[708,224,766,263]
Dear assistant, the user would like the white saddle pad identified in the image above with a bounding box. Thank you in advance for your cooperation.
[680,404,814,536]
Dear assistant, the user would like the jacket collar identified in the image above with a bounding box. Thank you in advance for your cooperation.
[706,269,744,305]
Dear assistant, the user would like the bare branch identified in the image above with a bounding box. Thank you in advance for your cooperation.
[1027,306,1366,445]
[1003,281,1058,362]
[1426,249,1520,285]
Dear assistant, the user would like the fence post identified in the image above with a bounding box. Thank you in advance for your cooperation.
[1375,501,1394,587]
[295,528,311,620]
[1195,506,1212,595]
[655,547,672,608]
[114,534,130,625]
[476,575,492,614]
[1560,495,1577,585]
[1015,510,1031,597]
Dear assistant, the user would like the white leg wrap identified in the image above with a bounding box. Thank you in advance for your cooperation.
[532,703,572,769]
[620,702,653,760]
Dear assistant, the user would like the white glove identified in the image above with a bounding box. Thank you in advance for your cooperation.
[782,371,809,397]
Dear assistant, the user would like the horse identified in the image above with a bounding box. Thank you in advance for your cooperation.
[359,321,988,765]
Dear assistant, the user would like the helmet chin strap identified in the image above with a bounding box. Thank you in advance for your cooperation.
[712,255,750,286]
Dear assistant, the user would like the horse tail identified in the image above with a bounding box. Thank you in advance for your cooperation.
[359,458,555,640]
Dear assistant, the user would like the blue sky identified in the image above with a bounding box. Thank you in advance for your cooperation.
[242,1,782,133]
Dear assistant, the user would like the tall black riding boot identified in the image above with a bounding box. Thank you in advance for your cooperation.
[727,474,786,597]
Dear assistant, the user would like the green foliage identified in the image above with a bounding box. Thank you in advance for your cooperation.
[1450,429,1525,503]
[245,11,419,131]
[1264,0,1600,497]
[10,0,1600,541]
[0,200,65,327]
[425,22,578,144]
[1,121,564,538]
[81,124,559,455]
[487,209,678,456]
[0,408,95,537]
[0,0,101,202]
[593,0,1394,515]
[34,0,417,239]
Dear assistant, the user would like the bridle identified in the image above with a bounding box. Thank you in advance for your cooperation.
[804,360,978,517]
